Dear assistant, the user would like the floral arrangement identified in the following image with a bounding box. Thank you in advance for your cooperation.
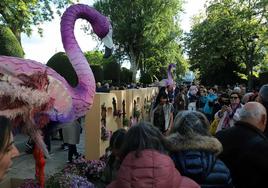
[18,179,40,188]
[64,156,106,179]
[70,175,95,188]
[46,156,106,187]
[85,159,106,180]
[19,156,107,188]
[101,125,111,141]
[143,102,152,114]
[122,117,129,127]
[46,173,95,188]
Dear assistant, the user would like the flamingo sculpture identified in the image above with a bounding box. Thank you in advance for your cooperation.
[0,4,113,187]
[158,63,176,87]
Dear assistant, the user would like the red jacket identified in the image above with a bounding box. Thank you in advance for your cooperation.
[107,149,200,188]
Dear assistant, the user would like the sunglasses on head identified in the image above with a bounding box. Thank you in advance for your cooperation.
[230,96,238,99]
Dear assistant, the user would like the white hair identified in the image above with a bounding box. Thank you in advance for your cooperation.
[239,105,263,121]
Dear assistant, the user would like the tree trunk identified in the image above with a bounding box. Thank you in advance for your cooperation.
[10,27,21,45]
[131,60,138,83]
[129,46,137,83]
[247,67,253,91]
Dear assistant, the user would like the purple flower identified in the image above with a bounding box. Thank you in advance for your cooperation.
[18,179,40,188]
[70,175,95,188]
[46,155,106,187]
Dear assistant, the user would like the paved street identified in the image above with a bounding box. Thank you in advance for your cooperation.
[5,129,85,180]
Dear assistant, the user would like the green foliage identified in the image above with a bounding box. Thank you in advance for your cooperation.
[94,0,185,82]
[91,65,103,82]
[0,0,77,42]
[185,0,268,87]
[85,50,120,83]
[0,25,24,57]
[46,52,78,87]
[120,67,132,84]
[200,61,245,86]
[259,53,268,72]
[84,51,108,66]
[139,72,152,84]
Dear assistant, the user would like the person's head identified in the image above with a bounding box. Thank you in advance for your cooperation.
[208,87,217,94]
[171,110,210,136]
[120,122,167,160]
[166,83,174,92]
[200,88,207,96]
[239,84,246,95]
[219,93,230,106]
[241,92,254,104]
[257,84,268,109]
[104,83,109,88]
[109,128,127,157]
[233,86,241,94]
[229,91,241,105]
[0,116,19,181]
[96,82,101,88]
[155,90,168,107]
[239,102,267,132]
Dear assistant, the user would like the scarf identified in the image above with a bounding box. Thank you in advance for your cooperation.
[222,103,242,129]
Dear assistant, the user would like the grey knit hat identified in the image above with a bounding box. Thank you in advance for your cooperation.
[259,84,268,102]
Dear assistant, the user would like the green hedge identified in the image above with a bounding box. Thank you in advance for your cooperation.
[46,52,78,87]
[103,61,120,84]
[0,25,24,57]
[91,65,103,82]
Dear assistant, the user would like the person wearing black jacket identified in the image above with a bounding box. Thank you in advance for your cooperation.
[216,102,268,188]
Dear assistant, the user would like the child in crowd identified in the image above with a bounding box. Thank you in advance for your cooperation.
[101,128,127,184]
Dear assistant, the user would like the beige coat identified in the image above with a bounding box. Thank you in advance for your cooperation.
[62,120,81,145]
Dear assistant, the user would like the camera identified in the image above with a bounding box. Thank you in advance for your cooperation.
[220,99,230,106]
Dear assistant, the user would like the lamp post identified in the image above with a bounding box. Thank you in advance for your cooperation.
[247,34,259,91]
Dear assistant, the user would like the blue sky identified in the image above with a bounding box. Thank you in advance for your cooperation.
[21,0,206,64]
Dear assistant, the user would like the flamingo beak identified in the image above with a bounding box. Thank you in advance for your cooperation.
[102,24,113,58]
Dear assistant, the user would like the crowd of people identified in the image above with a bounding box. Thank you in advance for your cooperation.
[1,83,268,188]
[100,83,268,188]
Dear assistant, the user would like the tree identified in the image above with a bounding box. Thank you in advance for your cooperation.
[0,0,77,43]
[120,67,132,84]
[84,50,110,66]
[94,0,185,82]
[0,25,24,57]
[185,0,267,88]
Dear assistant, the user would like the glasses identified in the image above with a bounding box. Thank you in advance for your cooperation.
[230,96,239,99]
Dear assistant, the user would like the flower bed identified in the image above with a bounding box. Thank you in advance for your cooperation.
[18,156,107,188]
